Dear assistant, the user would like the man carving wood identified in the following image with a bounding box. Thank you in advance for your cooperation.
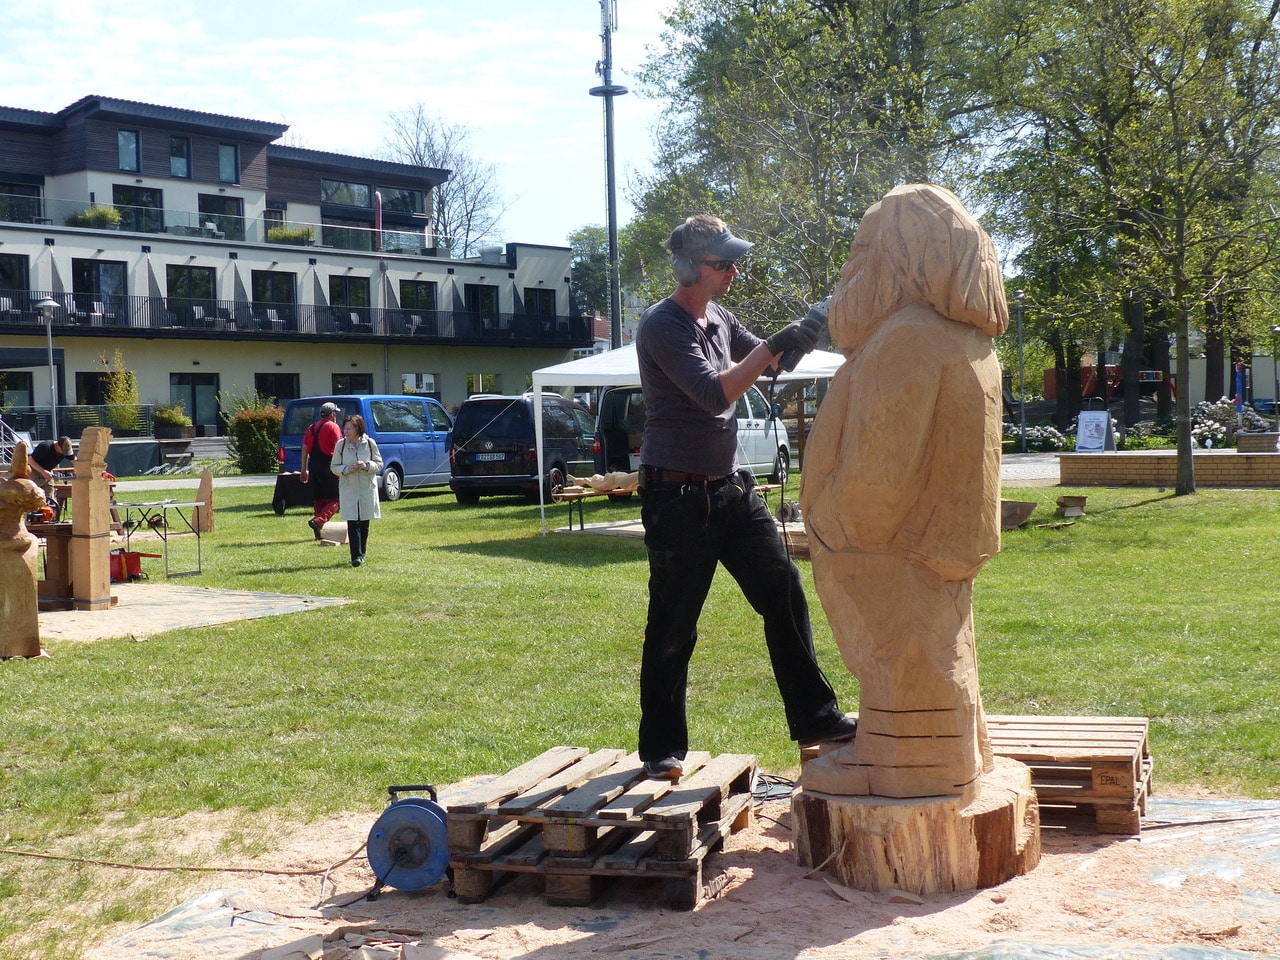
[800,184,1009,799]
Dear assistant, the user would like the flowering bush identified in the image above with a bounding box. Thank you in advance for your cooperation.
[1188,396,1272,447]
[1004,420,1067,451]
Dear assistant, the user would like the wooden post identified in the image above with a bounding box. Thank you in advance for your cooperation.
[195,468,215,532]
[69,427,113,611]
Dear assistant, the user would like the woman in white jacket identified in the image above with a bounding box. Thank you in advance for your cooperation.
[331,414,383,566]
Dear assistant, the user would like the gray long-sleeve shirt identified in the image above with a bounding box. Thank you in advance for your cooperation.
[636,297,762,476]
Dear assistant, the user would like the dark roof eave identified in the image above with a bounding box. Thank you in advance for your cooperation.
[268,144,450,187]
[60,95,289,142]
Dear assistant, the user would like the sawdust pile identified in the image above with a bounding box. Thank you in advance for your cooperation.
[82,792,1280,960]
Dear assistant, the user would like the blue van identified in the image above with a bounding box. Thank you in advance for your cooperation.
[279,395,453,501]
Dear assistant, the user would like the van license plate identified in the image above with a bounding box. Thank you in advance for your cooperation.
[474,452,504,461]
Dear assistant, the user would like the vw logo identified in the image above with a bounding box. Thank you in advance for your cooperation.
[483,440,494,451]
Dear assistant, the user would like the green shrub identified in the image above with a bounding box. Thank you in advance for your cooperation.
[66,204,122,228]
[226,406,282,473]
[152,401,192,427]
[266,225,315,245]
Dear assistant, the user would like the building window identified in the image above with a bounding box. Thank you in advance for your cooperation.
[170,372,220,431]
[332,373,373,394]
[254,372,300,406]
[400,280,436,312]
[112,184,164,232]
[321,217,373,251]
[75,371,109,406]
[466,373,500,395]
[0,371,33,408]
[401,372,438,396]
[329,275,370,310]
[251,270,296,327]
[320,179,371,207]
[170,136,191,178]
[0,182,43,224]
[0,252,30,292]
[71,258,127,317]
[118,130,139,172]
[218,143,239,184]
[166,264,217,324]
[197,193,244,240]
[377,187,423,214]
[264,208,285,235]
[464,284,500,319]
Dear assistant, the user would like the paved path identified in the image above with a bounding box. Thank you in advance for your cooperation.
[114,455,1062,494]
[1000,452,1060,485]
[37,583,349,644]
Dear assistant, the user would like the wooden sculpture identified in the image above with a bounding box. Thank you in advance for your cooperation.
[793,185,1039,892]
[1,443,49,658]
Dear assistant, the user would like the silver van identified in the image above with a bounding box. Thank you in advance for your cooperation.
[592,384,791,484]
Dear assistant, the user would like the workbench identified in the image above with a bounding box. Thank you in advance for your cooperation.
[551,487,632,530]
[113,500,205,577]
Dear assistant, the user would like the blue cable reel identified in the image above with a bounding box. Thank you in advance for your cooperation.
[366,784,450,894]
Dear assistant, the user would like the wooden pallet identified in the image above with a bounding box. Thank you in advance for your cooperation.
[445,746,756,909]
[986,714,1153,835]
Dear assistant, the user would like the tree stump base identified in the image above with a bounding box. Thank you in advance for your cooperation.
[792,756,1041,894]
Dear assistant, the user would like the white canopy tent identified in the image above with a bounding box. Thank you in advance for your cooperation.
[530,346,847,532]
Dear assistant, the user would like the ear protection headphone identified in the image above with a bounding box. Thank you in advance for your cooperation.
[671,253,699,286]
[668,225,700,286]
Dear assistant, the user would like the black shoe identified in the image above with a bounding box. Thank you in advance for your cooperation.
[643,756,684,781]
[798,714,858,748]
[308,518,323,540]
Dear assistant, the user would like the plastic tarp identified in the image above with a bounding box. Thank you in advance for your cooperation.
[529,346,847,533]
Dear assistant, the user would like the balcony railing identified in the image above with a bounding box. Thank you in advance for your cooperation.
[0,290,590,346]
[0,193,435,254]
[1,405,156,442]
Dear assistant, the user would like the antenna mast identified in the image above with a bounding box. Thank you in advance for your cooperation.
[589,0,627,349]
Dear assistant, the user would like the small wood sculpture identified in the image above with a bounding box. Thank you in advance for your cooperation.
[1,443,49,658]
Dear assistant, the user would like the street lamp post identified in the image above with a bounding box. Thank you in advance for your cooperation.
[35,297,60,440]
[1015,289,1026,452]
[1271,324,1280,432]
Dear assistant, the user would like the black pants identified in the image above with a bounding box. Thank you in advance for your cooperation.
[347,519,370,562]
[637,468,843,762]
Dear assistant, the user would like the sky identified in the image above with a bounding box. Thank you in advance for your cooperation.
[7,0,677,248]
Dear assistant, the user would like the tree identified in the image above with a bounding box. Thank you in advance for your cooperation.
[568,225,610,317]
[979,0,1280,494]
[380,104,508,259]
[627,0,991,335]
[101,348,140,434]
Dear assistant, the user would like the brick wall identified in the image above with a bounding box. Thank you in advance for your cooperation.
[1236,433,1280,453]
[1059,451,1280,487]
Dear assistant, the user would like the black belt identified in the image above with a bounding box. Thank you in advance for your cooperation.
[644,466,729,484]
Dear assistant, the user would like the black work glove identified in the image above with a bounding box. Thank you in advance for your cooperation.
[766,299,828,369]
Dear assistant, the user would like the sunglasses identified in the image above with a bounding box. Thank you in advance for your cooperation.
[696,258,738,272]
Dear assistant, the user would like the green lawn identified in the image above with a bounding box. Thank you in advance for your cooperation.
[2,480,1279,956]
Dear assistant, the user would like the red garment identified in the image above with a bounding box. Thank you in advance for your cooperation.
[303,419,341,458]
